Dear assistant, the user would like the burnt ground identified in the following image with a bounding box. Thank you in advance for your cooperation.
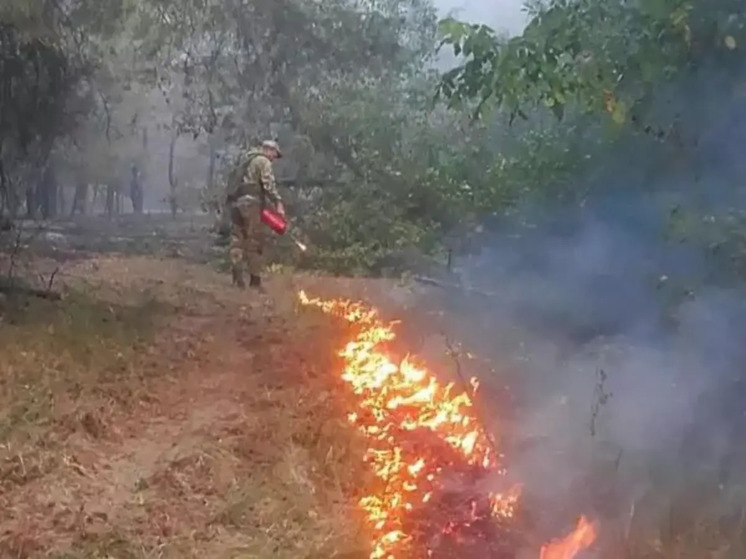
[0,214,225,264]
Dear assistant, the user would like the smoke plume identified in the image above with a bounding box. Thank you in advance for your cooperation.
[425,58,746,541]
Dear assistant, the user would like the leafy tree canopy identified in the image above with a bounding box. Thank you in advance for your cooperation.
[438,0,743,124]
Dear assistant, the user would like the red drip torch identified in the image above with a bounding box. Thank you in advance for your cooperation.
[261,206,308,252]
[260,206,287,235]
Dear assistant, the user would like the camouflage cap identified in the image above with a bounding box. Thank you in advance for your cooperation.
[261,139,282,158]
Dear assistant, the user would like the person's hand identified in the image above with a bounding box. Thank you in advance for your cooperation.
[276,202,286,217]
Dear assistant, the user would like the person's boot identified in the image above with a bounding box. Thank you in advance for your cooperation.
[232,266,245,288]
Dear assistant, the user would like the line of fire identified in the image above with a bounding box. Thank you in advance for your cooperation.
[298,290,598,559]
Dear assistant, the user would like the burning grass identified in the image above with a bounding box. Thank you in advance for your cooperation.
[298,290,597,559]
[295,288,746,559]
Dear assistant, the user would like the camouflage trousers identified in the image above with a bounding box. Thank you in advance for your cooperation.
[229,199,266,276]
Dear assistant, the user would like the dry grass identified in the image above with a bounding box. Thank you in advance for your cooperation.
[0,256,370,558]
[0,290,165,486]
[592,479,746,559]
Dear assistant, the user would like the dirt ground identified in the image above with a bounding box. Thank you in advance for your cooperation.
[0,253,391,558]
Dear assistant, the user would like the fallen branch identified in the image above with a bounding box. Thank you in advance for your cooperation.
[412,275,497,298]
[0,274,62,300]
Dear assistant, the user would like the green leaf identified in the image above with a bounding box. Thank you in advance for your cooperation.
[437,17,468,42]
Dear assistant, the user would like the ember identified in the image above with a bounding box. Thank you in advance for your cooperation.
[299,291,597,559]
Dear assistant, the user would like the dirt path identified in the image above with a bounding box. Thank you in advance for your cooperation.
[0,255,372,558]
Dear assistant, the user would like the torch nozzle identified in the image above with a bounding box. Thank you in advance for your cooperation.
[289,227,308,252]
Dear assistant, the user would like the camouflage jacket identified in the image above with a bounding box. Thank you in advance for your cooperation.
[226,148,282,205]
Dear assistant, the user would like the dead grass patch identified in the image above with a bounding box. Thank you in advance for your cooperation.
[153,378,370,558]
[0,264,371,559]
[0,289,168,487]
[48,530,161,559]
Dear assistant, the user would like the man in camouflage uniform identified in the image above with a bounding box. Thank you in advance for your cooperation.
[225,140,285,289]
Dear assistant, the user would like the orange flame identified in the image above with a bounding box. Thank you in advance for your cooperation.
[298,290,596,559]
[539,516,598,559]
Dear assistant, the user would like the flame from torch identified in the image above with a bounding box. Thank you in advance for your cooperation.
[288,226,308,252]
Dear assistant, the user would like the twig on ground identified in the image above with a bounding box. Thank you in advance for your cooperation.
[413,275,497,298]
[625,500,636,543]
[5,223,24,284]
[590,368,612,438]
[443,335,500,459]
[46,266,59,293]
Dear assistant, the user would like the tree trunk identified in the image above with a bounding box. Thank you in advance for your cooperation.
[106,183,114,218]
[57,183,65,216]
[131,177,144,214]
[39,177,48,219]
[26,185,36,218]
[50,173,58,218]
[7,179,18,219]
[207,141,216,192]
[0,164,6,217]
[40,168,52,219]
[206,138,217,217]
[168,132,178,218]
[71,181,88,216]
[0,156,17,218]
[44,165,60,219]
[116,182,123,214]
[132,186,144,214]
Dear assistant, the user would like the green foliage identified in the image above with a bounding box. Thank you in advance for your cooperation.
[0,0,134,216]
[3,0,746,279]
[115,0,460,270]
[431,0,746,290]
[437,0,744,125]
[667,205,746,284]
